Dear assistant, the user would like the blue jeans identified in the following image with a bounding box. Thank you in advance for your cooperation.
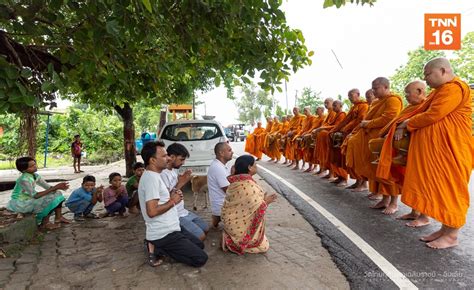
[66,199,94,215]
[105,195,128,214]
[179,211,209,239]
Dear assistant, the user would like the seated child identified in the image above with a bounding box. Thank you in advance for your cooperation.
[103,172,128,217]
[125,162,145,214]
[66,175,103,221]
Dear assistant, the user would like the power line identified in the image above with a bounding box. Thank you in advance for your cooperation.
[331,49,344,70]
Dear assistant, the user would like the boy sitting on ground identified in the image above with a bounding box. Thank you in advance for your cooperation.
[66,175,103,221]
[126,162,145,214]
[103,172,129,217]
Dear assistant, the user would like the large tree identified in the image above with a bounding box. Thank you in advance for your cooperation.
[235,84,275,126]
[0,1,312,175]
[389,47,445,96]
[452,32,474,84]
[296,87,323,111]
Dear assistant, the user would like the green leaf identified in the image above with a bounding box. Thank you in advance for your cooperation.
[323,0,334,8]
[142,0,153,13]
[20,68,32,78]
[276,86,283,93]
[41,81,53,92]
[5,67,18,79]
[214,76,221,87]
[308,51,315,57]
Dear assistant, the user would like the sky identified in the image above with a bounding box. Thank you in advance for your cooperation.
[195,0,474,127]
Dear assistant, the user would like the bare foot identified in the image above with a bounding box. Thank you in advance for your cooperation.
[321,173,332,179]
[55,217,72,224]
[406,215,430,228]
[267,159,275,162]
[292,166,300,170]
[366,193,382,199]
[420,229,444,242]
[352,186,369,192]
[397,212,420,220]
[345,183,359,190]
[426,235,459,249]
[303,168,312,173]
[336,181,348,187]
[370,200,388,209]
[382,204,398,215]
[41,223,61,230]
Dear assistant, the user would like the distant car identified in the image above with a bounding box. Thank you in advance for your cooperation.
[226,124,246,142]
[157,120,228,175]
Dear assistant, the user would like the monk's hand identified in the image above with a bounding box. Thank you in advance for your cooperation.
[360,120,369,128]
[394,128,405,141]
[264,193,278,205]
[397,119,409,129]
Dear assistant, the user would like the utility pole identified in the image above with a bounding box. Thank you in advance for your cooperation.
[285,80,288,114]
[294,90,298,108]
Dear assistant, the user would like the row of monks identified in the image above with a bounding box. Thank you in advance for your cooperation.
[244,57,473,249]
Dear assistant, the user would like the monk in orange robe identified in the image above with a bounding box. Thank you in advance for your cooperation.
[293,107,316,170]
[398,58,472,249]
[273,116,289,163]
[342,89,374,192]
[373,80,427,219]
[302,107,325,172]
[284,107,305,167]
[329,89,369,187]
[314,100,346,180]
[281,114,293,164]
[347,77,403,212]
[365,89,377,106]
[313,98,335,175]
[256,117,273,160]
[265,116,282,162]
[245,122,265,159]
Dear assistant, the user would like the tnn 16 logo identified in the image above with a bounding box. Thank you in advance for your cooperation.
[424,14,461,50]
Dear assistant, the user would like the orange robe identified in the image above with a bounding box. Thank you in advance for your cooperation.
[401,77,473,228]
[346,94,403,194]
[375,103,423,188]
[266,121,282,160]
[258,121,273,156]
[313,109,336,166]
[279,121,290,158]
[245,127,265,158]
[315,111,347,171]
[301,115,325,163]
[284,115,305,160]
[329,101,369,180]
[295,115,316,161]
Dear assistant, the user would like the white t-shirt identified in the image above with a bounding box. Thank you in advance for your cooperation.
[207,159,231,216]
[138,170,180,240]
[160,168,189,218]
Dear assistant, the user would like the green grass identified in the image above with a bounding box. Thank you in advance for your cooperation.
[0,154,72,170]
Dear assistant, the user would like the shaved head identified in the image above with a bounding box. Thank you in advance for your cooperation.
[372,77,391,98]
[324,98,334,110]
[316,106,324,116]
[348,88,361,103]
[423,57,455,89]
[404,80,427,105]
[365,89,377,105]
[332,100,343,112]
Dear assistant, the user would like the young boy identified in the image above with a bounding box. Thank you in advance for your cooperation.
[66,175,103,221]
[71,134,83,173]
[103,172,128,217]
[126,162,145,214]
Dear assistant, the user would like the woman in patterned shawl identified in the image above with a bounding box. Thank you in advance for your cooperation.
[221,155,277,254]
[7,157,70,229]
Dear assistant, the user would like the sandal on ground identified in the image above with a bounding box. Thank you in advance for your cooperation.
[143,240,163,267]
[55,216,72,224]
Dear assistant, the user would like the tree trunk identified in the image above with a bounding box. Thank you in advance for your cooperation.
[114,103,136,177]
[18,107,38,158]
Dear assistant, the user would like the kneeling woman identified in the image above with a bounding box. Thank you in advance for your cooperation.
[7,157,70,230]
[221,155,277,254]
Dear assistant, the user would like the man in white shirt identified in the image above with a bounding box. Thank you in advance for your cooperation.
[161,143,209,241]
[207,142,233,227]
[138,141,208,267]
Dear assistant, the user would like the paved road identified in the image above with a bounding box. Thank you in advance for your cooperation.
[232,141,474,289]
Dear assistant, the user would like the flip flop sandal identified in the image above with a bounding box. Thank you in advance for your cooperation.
[143,240,163,267]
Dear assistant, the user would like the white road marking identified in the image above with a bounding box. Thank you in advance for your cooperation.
[257,164,418,290]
